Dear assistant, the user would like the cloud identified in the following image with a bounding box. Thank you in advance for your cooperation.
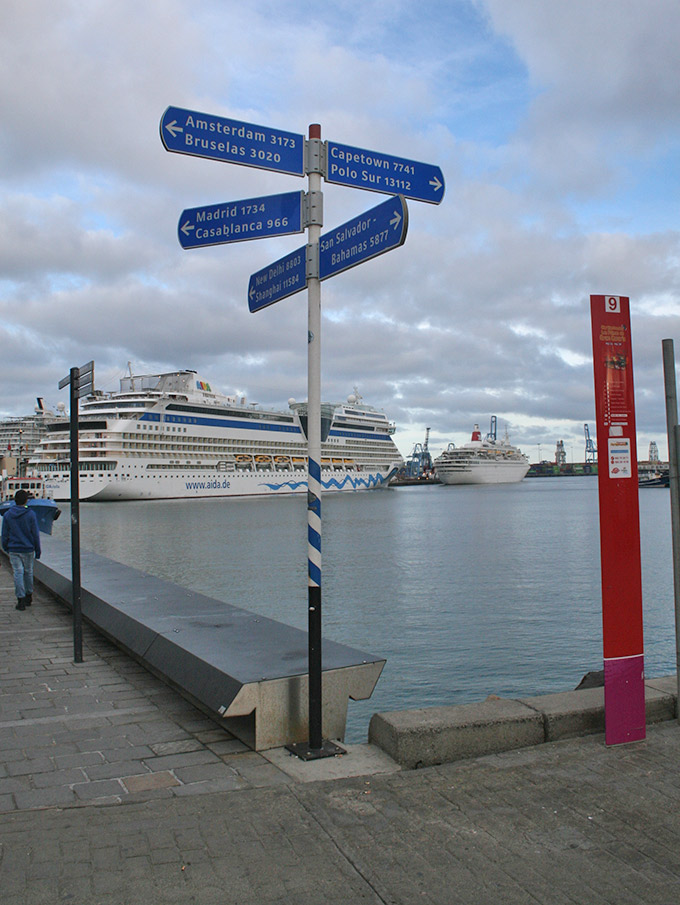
[481,0,680,194]
[0,0,678,464]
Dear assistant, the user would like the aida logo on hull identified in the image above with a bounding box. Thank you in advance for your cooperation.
[196,380,212,392]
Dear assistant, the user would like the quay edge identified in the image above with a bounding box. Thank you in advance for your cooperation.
[368,676,677,769]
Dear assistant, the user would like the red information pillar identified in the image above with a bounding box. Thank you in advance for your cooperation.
[590,295,645,745]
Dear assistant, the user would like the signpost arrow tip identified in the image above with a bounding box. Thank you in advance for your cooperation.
[165,120,183,139]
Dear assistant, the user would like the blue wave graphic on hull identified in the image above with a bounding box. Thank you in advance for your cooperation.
[260,473,387,492]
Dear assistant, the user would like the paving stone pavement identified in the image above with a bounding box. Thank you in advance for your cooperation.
[0,562,289,815]
[2,558,680,903]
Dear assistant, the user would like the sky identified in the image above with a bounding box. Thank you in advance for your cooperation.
[1,0,679,462]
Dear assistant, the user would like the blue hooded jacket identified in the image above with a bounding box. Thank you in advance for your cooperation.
[1,504,41,557]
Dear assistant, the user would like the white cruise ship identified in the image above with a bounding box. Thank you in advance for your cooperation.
[0,399,65,460]
[434,418,530,485]
[29,369,403,501]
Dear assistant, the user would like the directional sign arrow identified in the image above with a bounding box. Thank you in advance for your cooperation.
[178,192,304,249]
[325,140,444,204]
[248,246,307,313]
[160,106,305,176]
[319,195,408,281]
[164,119,183,139]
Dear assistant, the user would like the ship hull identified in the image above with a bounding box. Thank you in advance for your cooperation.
[45,465,399,502]
[436,461,530,485]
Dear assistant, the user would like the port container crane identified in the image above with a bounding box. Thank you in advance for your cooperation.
[584,424,596,463]
[403,428,433,477]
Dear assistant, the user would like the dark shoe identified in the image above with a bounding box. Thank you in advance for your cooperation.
[15,599,26,611]
[24,594,32,606]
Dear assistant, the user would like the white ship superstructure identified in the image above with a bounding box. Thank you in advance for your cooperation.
[434,418,530,485]
[30,370,402,501]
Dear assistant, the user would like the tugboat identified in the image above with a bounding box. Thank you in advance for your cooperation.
[0,474,61,534]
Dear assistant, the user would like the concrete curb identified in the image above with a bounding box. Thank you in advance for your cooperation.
[368,698,544,769]
[369,676,678,768]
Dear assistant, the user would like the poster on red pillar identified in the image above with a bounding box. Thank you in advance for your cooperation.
[590,294,645,745]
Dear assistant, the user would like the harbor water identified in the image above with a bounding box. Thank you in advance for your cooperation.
[49,477,676,743]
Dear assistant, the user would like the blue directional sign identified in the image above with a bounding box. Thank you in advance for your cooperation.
[178,191,304,249]
[325,141,444,204]
[248,246,307,312]
[319,195,408,281]
[160,106,305,176]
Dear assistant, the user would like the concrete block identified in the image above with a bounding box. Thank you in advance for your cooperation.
[519,688,604,741]
[514,679,674,743]
[368,698,544,769]
[644,676,676,722]
[645,673,677,697]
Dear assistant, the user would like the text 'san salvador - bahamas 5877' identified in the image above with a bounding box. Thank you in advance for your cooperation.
[30,369,403,501]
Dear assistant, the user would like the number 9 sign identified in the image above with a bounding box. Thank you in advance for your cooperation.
[605,295,621,313]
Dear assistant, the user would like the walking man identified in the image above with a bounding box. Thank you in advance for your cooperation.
[1,489,41,610]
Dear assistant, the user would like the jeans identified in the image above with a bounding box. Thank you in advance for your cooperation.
[8,551,35,600]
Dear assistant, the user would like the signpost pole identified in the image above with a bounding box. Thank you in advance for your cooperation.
[69,368,83,664]
[306,123,323,752]
[285,124,344,760]
[60,361,92,664]
[662,339,680,720]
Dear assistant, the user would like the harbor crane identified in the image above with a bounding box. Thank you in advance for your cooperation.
[403,427,433,477]
[584,424,597,463]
